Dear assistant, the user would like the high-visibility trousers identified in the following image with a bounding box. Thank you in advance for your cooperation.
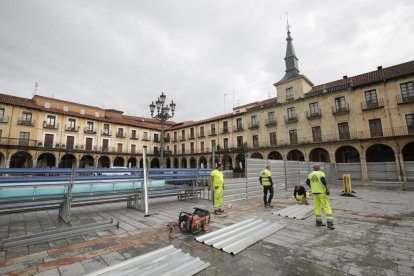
[213,186,223,209]
[313,193,333,223]
[297,192,309,204]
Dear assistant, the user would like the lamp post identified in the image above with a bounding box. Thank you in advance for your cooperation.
[149,92,176,168]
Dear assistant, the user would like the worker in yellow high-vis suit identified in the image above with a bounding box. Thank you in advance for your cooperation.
[260,165,274,208]
[306,164,334,230]
[208,162,224,215]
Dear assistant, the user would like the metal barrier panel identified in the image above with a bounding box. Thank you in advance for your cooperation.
[268,160,286,191]
[336,163,362,180]
[367,162,399,181]
[405,161,414,181]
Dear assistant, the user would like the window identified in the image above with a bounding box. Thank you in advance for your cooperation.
[63,105,69,112]
[211,140,216,151]
[199,127,204,137]
[236,136,243,147]
[95,112,100,118]
[190,128,194,138]
[131,129,137,139]
[102,139,109,151]
[211,123,216,133]
[335,96,346,110]
[252,135,259,148]
[190,142,195,154]
[287,107,296,119]
[46,115,56,127]
[338,122,350,140]
[369,119,383,137]
[66,136,75,150]
[173,131,177,141]
[131,144,136,153]
[68,118,76,129]
[143,132,148,140]
[19,131,30,146]
[309,102,319,115]
[85,137,93,151]
[117,128,124,135]
[80,109,85,115]
[43,133,54,148]
[181,144,185,154]
[289,129,298,144]
[223,138,228,149]
[174,145,177,154]
[236,118,243,130]
[181,129,185,139]
[22,112,32,122]
[200,141,205,152]
[117,143,123,152]
[0,108,5,121]
[154,133,159,142]
[103,123,110,135]
[365,90,378,104]
[251,115,258,126]
[312,126,322,142]
[44,102,51,108]
[223,121,228,132]
[406,114,414,130]
[267,112,276,123]
[270,132,277,146]
[400,82,414,98]
[86,121,94,131]
[286,87,294,101]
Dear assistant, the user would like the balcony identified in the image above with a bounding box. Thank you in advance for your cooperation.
[265,119,277,127]
[208,130,217,136]
[142,137,150,141]
[163,136,169,142]
[397,94,414,104]
[154,137,160,142]
[172,137,178,142]
[285,115,298,124]
[17,118,35,127]
[116,132,126,138]
[370,130,384,138]
[179,136,186,141]
[65,125,80,132]
[233,125,244,132]
[198,133,205,138]
[101,130,111,136]
[332,104,350,115]
[0,116,9,123]
[312,136,322,143]
[248,122,260,129]
[84,127,96,134]
[43,121,59,129]
[290,137,298,145]
[306,110,322,120]
[188,134,195,140]
[0,138,37,147]
[361,98,384,110]
[220,127,230,134]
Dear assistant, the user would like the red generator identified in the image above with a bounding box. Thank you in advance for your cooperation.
[179,208,210,234]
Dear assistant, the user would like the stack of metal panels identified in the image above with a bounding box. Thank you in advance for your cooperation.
[195,218,286,255]
[86,245,210,276]
[273,204,314,220]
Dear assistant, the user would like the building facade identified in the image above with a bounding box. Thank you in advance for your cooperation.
[1,29,413,181]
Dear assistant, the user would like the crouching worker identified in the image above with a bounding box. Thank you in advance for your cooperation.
[294,185,309,205]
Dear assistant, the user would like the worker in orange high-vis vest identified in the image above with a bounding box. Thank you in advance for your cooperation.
[306,164,334,230]
[208,162,224,215]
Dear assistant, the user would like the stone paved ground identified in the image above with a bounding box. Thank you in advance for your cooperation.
[0,185,413,275]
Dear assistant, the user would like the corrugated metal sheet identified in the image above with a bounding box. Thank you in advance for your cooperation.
[196,218,286,255]
[273,204,314,220]
[367,162,399,181]
[404,161,414,181]
[336,163,362,180]
[86,245,210,276]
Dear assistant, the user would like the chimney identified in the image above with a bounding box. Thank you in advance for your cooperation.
[343,75,348,79]
[377,66,383,70]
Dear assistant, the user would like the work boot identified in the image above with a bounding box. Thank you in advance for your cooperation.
[267,203,274,209]
[316,220,326,227]
[327,220,335,230]
[214,210,221,215]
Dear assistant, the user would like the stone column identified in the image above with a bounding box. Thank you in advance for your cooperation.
[360,155,369,181]
[395,153,405,182]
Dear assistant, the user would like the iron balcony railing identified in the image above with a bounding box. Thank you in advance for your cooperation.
[208,130,217,136]
[248,121,260,129]
[142,137,150,141]
[233,125,244,132]
[220,127,230,134]
[116,132,126,138]
[43,121,59,129]
[198,132,205,138]
[284,115,298,124]
[306,110,322,120]
[65,125,80,132]
[361,98,384,110]
[17,118,35,127]
[332,104,350,115]
[397,94,414,104]
[179,136,186,141]
[84,127,96,134]
[188,134,195,140]
[265,118,277,126]
[101,130,111,136]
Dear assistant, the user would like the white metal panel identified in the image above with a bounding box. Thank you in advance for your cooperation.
[404,161,414,181]
[336,163,362,180]
[273,204,314,220]
[367,162,399,181]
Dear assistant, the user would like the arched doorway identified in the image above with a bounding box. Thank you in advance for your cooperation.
[151,158,160,168]
[181,158,187,168]
[59,154,76,168]
[0,152,5,168]
[335,146,361,179]
[10,151,33,168]
[309,148,330,162]
[199,156,208,168]
[222,155,233,170]
[209,156,219,168]
[268,151,283,160]
[127,157,137,168]
[98,156,110,168]
[287,150,304,161]
[173,158,179,168]
[80,155,94,168]
[251,152,263,159]
[113,157,125,167]
[366,144,397,181]
[189,157,197,168]
[166,158,171,168]
[139,158,149,168]
[37,153,56,168]
[402,142,414,181]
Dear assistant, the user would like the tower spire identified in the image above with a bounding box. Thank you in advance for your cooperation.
[279,14,300,82]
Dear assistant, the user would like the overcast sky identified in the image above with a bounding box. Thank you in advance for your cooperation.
[1,0,413,122]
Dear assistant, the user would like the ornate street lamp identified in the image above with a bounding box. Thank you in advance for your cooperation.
[149,92,176,168]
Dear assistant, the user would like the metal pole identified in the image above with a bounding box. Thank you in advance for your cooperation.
[160,119,164,168]
[142,146,150,217]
